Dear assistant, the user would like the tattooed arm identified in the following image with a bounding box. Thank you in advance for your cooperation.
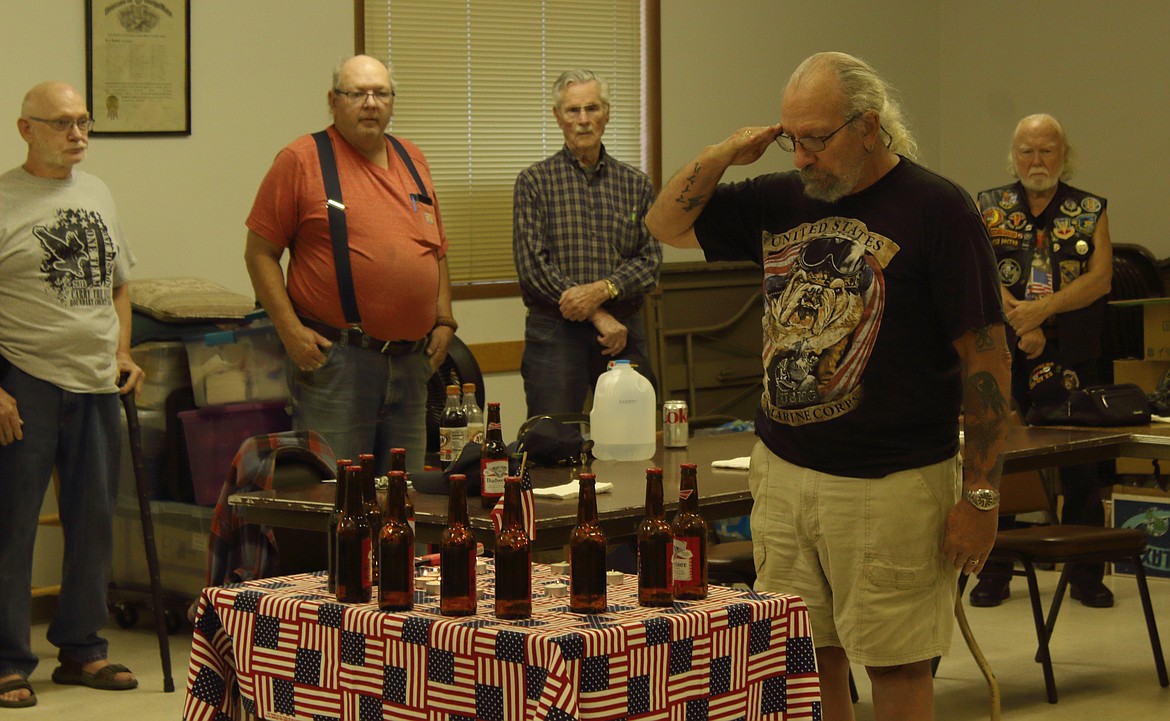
[943,322,1012,573]
[645,123,783,249]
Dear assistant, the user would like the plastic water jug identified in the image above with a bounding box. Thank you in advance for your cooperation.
[590,359,656,461]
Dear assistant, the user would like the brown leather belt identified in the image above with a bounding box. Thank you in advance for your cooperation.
[299,317,428,356]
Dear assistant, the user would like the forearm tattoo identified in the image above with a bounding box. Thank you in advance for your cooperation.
[973,325,995,352]
[674,162,706,213]
[964,370,1008,488]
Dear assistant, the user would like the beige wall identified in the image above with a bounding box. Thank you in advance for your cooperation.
[938,0,1170,256]
[3,0,1168,439]
[7,0,1168,593]
[1,0,352,295]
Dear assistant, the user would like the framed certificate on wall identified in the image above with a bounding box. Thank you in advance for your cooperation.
[85,0,191,135]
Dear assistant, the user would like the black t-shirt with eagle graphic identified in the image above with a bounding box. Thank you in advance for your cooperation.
[695,158,1002,477]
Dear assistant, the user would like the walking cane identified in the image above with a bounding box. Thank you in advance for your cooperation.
[119,378,175,692]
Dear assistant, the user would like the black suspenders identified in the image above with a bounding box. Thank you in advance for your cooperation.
[309,130,432,326]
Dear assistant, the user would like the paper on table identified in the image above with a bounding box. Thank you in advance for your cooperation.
[532,479,614,500]
[1153,415,1170,424]
[711,456,751,470]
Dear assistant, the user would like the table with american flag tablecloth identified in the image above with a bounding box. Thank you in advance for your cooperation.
[183,564,821,721]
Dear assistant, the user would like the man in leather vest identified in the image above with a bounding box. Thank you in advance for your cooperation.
[973,114,1115,608]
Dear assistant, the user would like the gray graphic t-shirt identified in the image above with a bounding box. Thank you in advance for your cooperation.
[0,167,134,392]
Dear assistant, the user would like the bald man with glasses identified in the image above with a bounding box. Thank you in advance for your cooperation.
[245,55,456,476]
[1,81,143,708]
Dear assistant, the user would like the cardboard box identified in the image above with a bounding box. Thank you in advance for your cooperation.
[1110,297,1170,361]
[1113,358,1170,394]
[184,322,288,407]
[1111,485,1170,580]
[1111,359,1170,474]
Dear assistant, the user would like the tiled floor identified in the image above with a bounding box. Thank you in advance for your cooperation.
[11,568,1169,719]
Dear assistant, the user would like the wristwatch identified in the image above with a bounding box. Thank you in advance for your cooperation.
[603,279,619,300]
[962,487,1001,511]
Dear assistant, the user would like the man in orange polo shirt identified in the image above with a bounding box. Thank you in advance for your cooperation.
[245,55,456,475]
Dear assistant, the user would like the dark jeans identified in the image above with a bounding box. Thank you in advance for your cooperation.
[0,366,120,678]
[286,343,431,476]
[520,308,655,418]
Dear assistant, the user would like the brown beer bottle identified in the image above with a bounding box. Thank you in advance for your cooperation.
[672,463,708,600]
[569,473,607,613]
[495,475,532,619]
[359,453,382,585]
[480,402,508,508]
[378,470,415,612]
[440,473,477,616]
[389,447,415,534]
[637,467,674,607]
[326,457,353,594]
[335,465,372,603]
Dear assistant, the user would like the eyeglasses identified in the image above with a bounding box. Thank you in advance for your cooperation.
[333,88,395,105]
[560,103,604,118]
[775,114,859,153]
[25,116,95,134]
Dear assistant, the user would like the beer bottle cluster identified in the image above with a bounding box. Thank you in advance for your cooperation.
[635,463,709,605]
[327,408,713,618]
[328,448,418,610]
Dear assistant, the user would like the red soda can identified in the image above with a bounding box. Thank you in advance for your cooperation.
[663,400,689,448]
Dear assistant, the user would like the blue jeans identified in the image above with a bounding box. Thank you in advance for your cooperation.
[287,344,432,475]
[521,309,654,419]
[0,367,120,678]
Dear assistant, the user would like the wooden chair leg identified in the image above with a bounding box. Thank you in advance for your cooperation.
[1020,561,1059,703]
[1132,556,1170,687]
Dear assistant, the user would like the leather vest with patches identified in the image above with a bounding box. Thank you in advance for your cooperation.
[976,182,1107,366]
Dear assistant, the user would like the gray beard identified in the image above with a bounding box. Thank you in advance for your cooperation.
[800,165,861,203]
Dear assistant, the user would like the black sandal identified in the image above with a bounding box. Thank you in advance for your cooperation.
[51,659,138,691]
[0,676,37,708]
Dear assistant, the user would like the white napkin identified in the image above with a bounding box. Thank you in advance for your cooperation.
[533,479,614,499]
[711,456,751,470]
[1152,415,1170,424]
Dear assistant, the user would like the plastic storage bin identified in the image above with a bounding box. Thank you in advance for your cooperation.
[118,407,167,502]
[111,498,214,603]
[178,400,291,505]
[184,323,288,407]
[131,341,192,410]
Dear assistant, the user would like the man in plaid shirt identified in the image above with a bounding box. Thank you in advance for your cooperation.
[512,69,661,418]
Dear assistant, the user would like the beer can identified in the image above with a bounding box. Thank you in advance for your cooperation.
[663,400,689,448]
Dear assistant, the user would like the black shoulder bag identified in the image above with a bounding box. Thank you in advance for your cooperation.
[1026,383,1152,427]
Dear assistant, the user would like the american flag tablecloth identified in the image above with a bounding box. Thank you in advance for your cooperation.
[183,565,820,721]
